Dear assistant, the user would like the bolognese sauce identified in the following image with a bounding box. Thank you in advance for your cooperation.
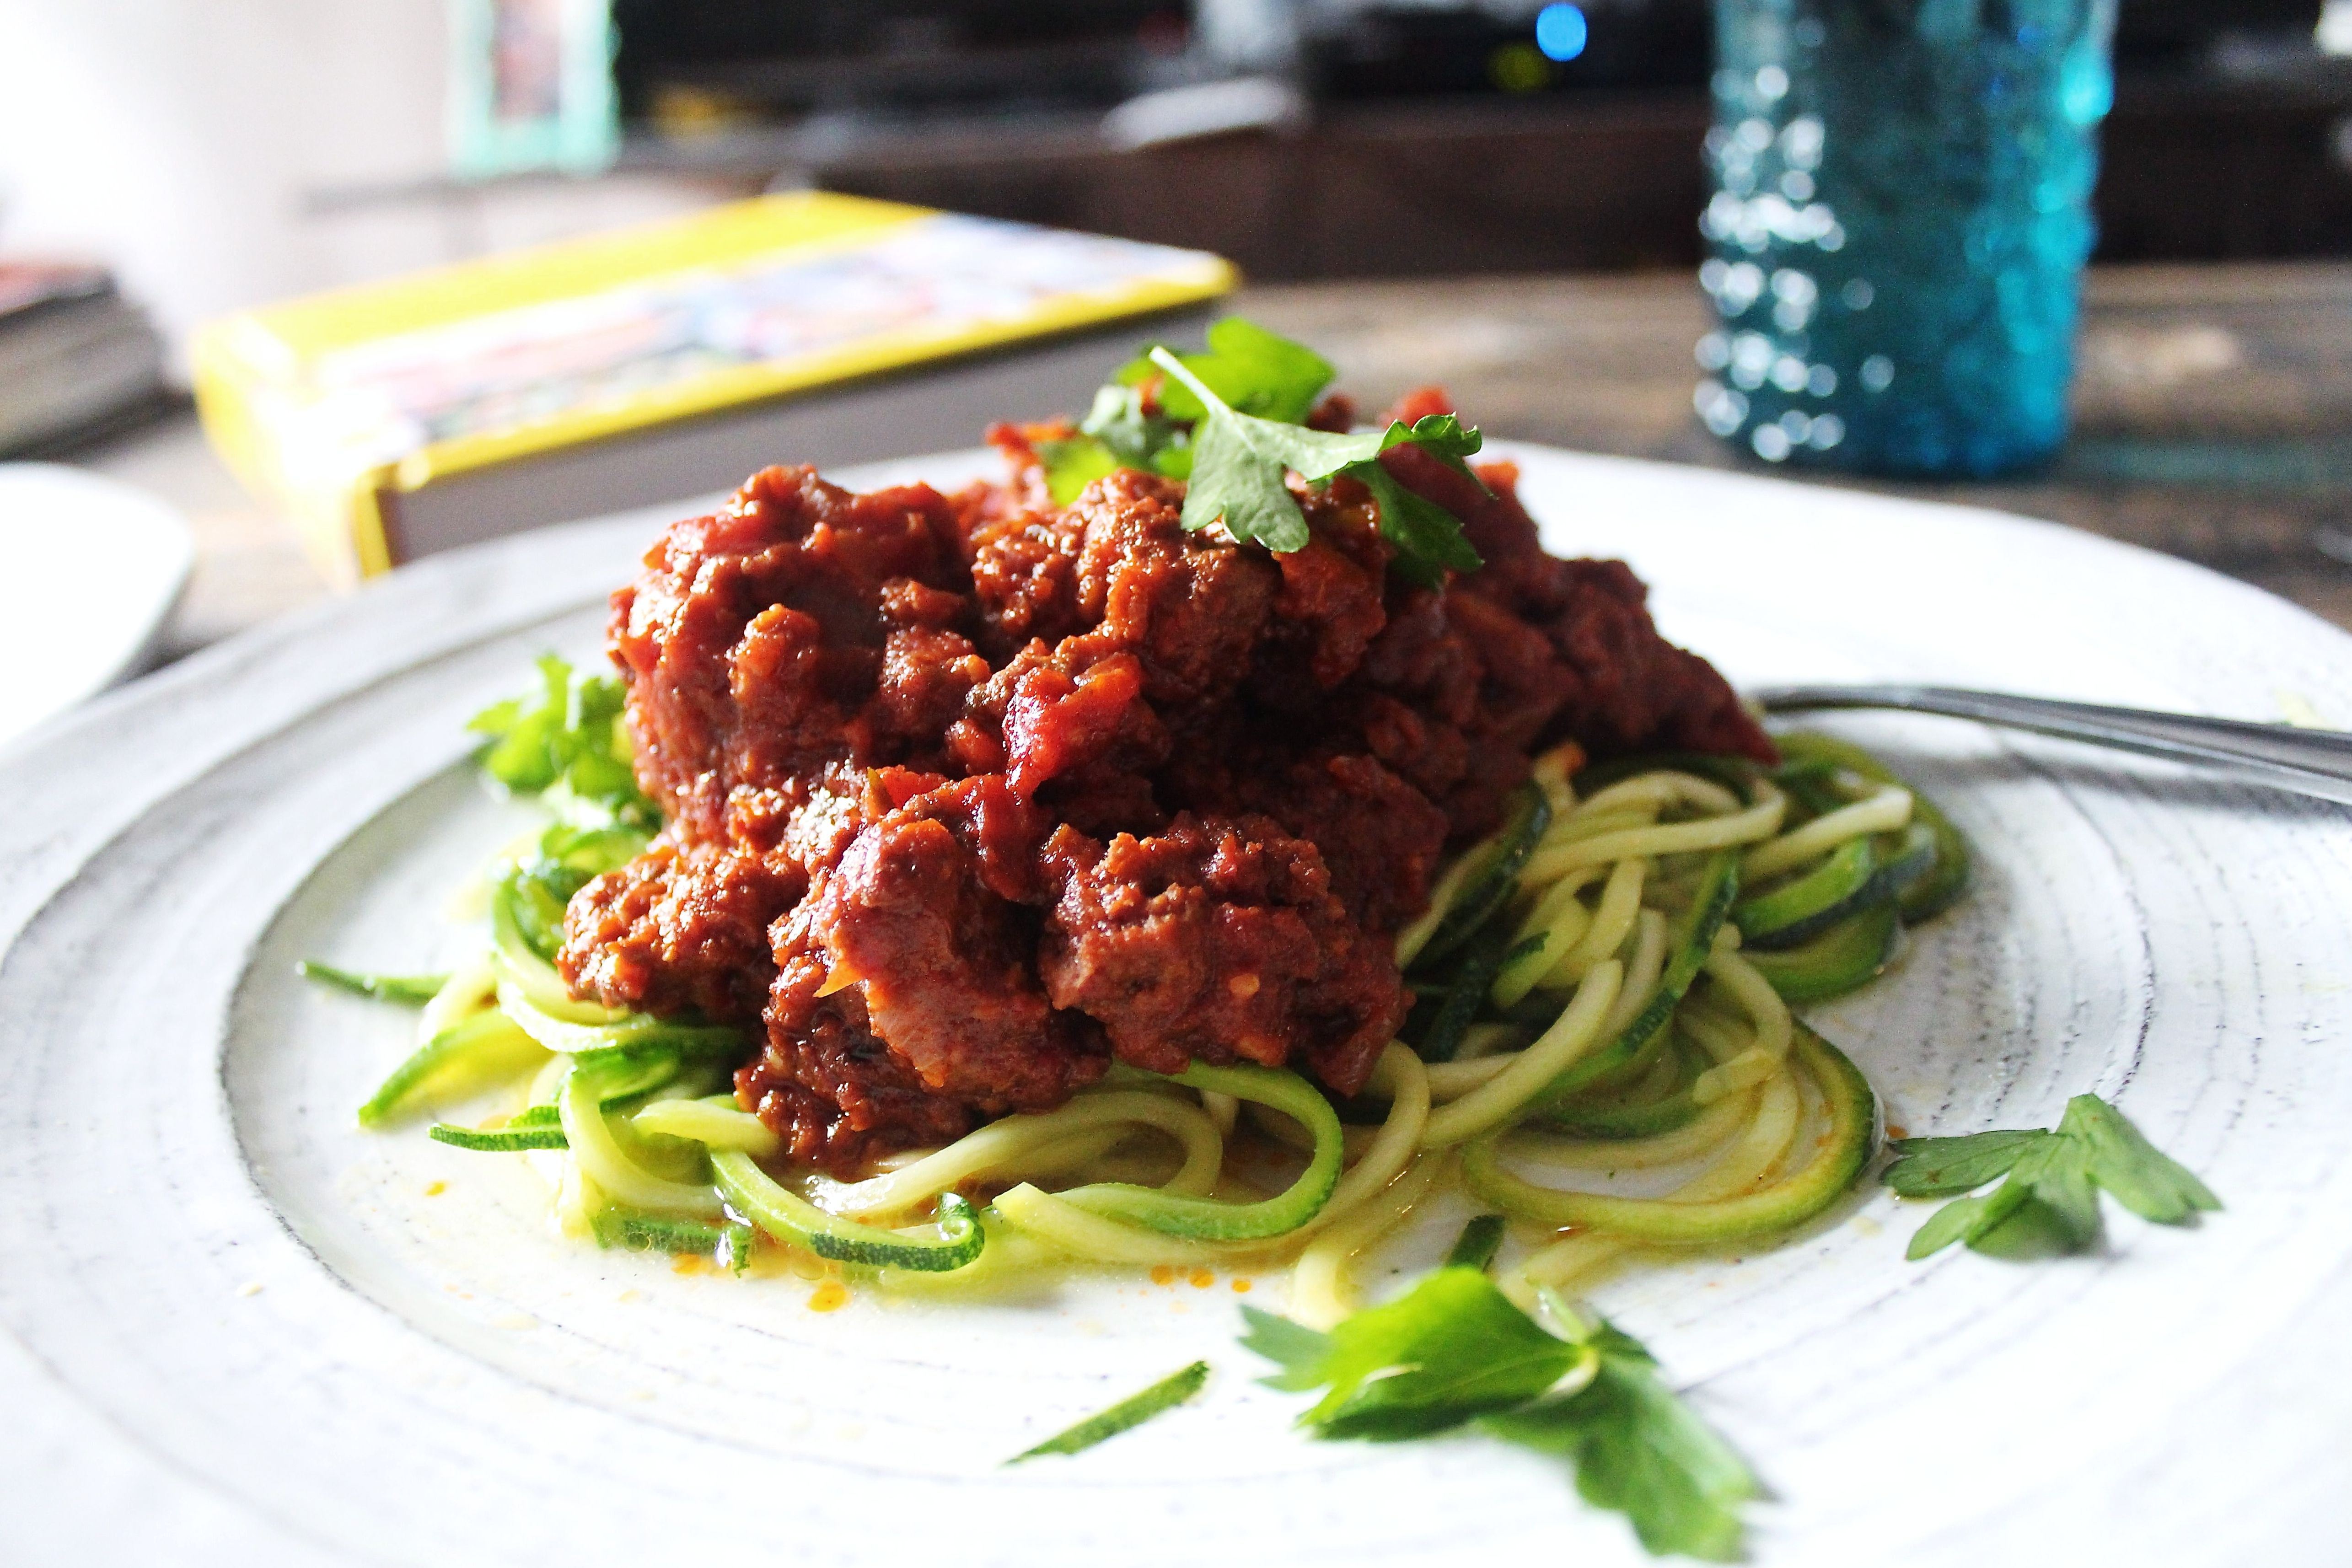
[558,388,1772,1171]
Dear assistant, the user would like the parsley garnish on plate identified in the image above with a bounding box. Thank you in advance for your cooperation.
[467,653,655,828]
[1038,317,1333,502]
[1138,313,1337,425]
[1242,1268,1757,1561]
[1036,316,1487,585]
[1885,1094,2220,1260]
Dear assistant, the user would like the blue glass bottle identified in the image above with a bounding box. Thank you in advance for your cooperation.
[1696,0,2116,477]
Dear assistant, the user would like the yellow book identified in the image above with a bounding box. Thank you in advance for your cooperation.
[194,191,1234,583]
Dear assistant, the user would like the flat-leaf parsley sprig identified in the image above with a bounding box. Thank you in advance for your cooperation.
[467,653,656,829]
[1885,1093,2220,1260]
[1036,316,1344,502]
[1035,316,1488,585]
[1242,1266,1758,1561]
[1148,345,1485,584]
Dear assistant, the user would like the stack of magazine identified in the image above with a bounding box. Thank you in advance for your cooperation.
[0,263,168,456]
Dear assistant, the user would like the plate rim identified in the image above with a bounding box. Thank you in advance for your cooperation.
[5,443,2352,1568]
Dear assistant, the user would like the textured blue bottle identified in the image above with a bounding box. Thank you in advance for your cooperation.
[1697,0,2116,477]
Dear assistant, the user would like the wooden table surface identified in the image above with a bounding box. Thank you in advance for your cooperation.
[81,259,2352,659]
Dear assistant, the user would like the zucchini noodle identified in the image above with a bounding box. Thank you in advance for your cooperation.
[1491,870,1599,1008]
[1311,1044,1431,1230]
[418,961,496,1039]
[1504,1084,1760,1172]
[1288,1153,1447,1330]
[814,1090,1226,1219]
[1546,857,1647,985]
[342,721,1963,1315]
[1420,960,1623,1149]
[1740,784,1912,882]
[1520,779,1785,883]
[632,1096,783,1157]
[1599,909,1669,1038]
[1423,1058,1512,1103]
[1687,947,1797,1104]
[559,1063,724,1219]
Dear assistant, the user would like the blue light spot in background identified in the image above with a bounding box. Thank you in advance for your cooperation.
[1535,3,1588,61]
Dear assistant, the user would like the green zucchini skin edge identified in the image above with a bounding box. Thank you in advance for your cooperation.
[1526,850,1739,1120]
[1444,1214,1509,1272]
[1418,929,1543,1063]
[298,961,449,1005]
[430,1122,569,1151]
[1741,902,1899,1004]
[1007,1360,1210,1463]
[1416,783,1554,968]
[1771,732,1971,923]
[1051,1061,1344,1241]
[592,1209,755,1272]
[1459,1023,1879,1243]
[1732,836,1879,951]
[1541,1037,1712,1140]
[1546,1085,1703,1141]
[711,1150,986,1272]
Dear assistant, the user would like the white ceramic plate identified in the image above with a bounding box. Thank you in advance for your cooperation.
[0,463,193,749]
[3,446,2350,1568]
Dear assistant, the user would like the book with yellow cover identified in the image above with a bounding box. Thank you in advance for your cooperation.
[194,192,1234,583]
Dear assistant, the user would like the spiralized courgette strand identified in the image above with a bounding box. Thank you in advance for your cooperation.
[1378,735,1964,1300]
[340,732,1960,1304]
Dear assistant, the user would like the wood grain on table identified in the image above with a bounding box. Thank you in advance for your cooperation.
[84,260,2352,658]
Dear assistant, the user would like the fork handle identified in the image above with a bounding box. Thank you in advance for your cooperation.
[1751,684,2352,808]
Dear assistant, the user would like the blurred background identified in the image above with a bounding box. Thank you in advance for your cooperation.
[4,0,2352,672]
[11,0,2352,339]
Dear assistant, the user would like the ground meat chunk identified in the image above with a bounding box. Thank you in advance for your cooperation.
[1062,472,1281,710]
[1533,558,1778,763]
[803,777,1103,1106]
[1257,754,1450,935]
[1260,494,1391,692]
[966,500,1088,657]
[607,464,972,843]
[1039,814,1405,1096]
[740,967,978,1170]
[746,775,1108,1165]
[965,644,1168,800]
[558,838,799,1022]
[1379,387,1775,766]
[563,382,1775,1171]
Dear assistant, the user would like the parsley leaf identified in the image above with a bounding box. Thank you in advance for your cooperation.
[1480,1313,1759,1563]
[2060,1094,2222,1221]
[1036,432,1120,506]
[1242,1271,1757,1558]
[1242,1268,1583,1439]
[1035,317,1486,582]
[1236,1307,1334,1392]
[1122,315,1336,424]
[1881,1128,2051,1197]
[1886,1094,2220,1261]
[1080,382,1180,466]
[1036,381,1198,505]
[1148,347,1485,580]
[468,655,656,828]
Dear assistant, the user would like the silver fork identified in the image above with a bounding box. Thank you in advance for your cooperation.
[1752,684,2352,808]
